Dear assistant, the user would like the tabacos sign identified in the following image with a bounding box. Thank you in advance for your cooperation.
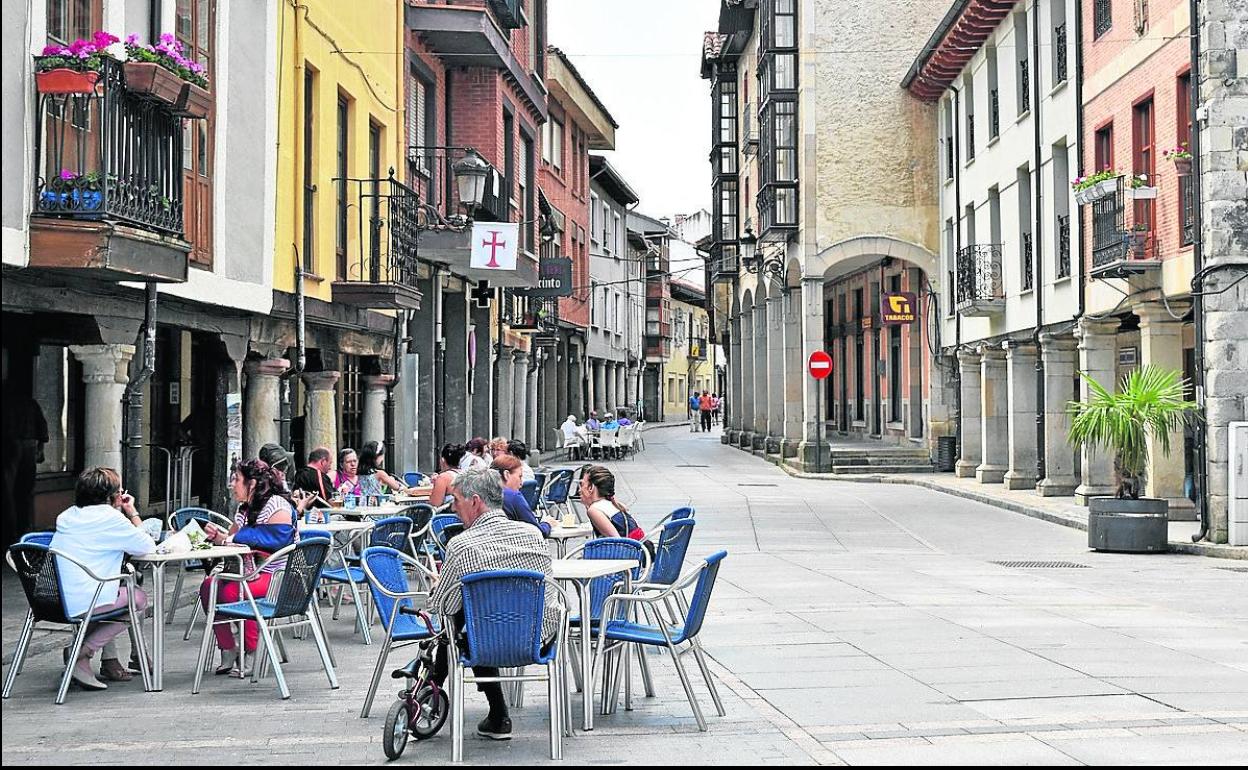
[881,291,917,325]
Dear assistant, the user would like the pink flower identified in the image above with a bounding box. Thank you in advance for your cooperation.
[125,33,140,45]
[41,44,70,56]
[59,169,78,181]
[92,30,118,48]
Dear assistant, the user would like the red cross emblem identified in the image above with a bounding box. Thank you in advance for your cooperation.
[481,230,507,268]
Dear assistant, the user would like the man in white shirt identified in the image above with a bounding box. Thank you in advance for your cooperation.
[49,467,156,690]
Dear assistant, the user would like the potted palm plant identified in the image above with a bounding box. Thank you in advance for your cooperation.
[1068,366,1200,552]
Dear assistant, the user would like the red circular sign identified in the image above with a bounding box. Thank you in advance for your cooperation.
[808,350,833,380]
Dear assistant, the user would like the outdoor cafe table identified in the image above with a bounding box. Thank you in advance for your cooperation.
[552,557,639,731]
[131,544,252,691]
[337,503,409,518]
[297,518,374,534]
[547,522,594,558]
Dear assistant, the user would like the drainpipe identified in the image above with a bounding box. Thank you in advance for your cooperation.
[1073,0,1087,325]
[122,282,157,496]
[951,84,964,465]
[1188,0,1207,542]
[1032,2,1047,485]
[279,259,308,449]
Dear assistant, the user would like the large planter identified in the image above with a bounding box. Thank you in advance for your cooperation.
[1128,185,1158,200]
[123,61,185,106]
[35,68,100,95]
[1172,157,1192,176]
[172,82,211,119]
[1087,497,1169,553]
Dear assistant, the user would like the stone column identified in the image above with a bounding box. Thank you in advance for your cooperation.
[1075,317,1120,504]
[302,371,341,462]
[470,307,494,442]
[729,313,743,438]
[1002,340,1038,489]
[766,294,785,451]
[752,300,768,447]
[243,357,287,460]
[615,363,626,414]
[977,345,1009,483]
[592,358,605,414]
[1038,332,1079,496]
[605,361,618,413]
[525,357,539,451]
[511,349,529,442]
[626,362,640,412]
[541,348,559,451]
[1137,301,1194,513]
[495,345,513,438]
[70,344,135,471]
[738,307,755,445]
[955,348,982,478]
[361,375,393,449]
[794,277,827,470]
[782,290,804,457]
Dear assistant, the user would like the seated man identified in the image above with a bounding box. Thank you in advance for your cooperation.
[429,468,559,741]
[50,467,157,690]
[600,413,621,430]
[560,414,580,441]
[584,411,601,432]
[292,446,335,503]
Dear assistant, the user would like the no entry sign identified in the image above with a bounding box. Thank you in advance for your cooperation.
[808,350,833,380]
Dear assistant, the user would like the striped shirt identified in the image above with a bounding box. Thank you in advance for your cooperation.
[429,509,559,640]
[234,495,297,574]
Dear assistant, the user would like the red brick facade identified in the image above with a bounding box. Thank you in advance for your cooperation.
[540,91,592,329]
[1081,0,1194,266]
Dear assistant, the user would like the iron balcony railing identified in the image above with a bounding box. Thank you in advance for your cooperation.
[989,88,1000,139]
[688,336,708,360]
[1021,231,1034,291]
[1018,59,1030,115]
[34,58,185,234]
[1054,24,1068,84]
[340,172,421,287]
[1056,214,1071,278]
[955,243,1004,309]
[1094,0,1113,39]
[967,115,976,160]
[1180,175,1195,246]
[1091,177,1128,268]
[944,137,954,181]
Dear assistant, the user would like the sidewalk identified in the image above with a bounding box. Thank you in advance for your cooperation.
[779,467,1248,561]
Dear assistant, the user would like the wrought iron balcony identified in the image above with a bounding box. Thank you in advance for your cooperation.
[1021,232,1034,291]
[1090,178,1161,278]
[1018,59,1030,115]
[955,243,1005,316]
[689,336,708,360]
[989,88,1000,139]
[507,293,559,333]
[1054,24,1068,84]
[1180,175,1195,246]
[1094,0,1113,39]
[1056,214,1071,279]
[332,173,424,309]
[34,58,185,235]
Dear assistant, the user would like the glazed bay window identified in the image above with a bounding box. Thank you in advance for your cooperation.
[759,99,798,231]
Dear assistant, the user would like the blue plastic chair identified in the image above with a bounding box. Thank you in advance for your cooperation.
[164,507,235,626]
[17,532,54,546]
[593,551,728,731]
[644,518,697,588]
[428,513,463,565]
[324,516,411,645]
[193,537,337,700]
[644,505,695,540]
[4,543,152,704]
[400,503,437,566]
[358,546,439,718]
[542,469,575,519]
[440,569,571,761]
[403,471,429,488]
[520,479,542,510]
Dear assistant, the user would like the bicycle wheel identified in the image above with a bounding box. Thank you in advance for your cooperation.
[383,700,411,760]
[412,685,450,740]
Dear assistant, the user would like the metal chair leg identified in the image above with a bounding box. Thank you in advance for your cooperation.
[450,657,465,762]
[127,593,154,692]
[689,638,725,716]
[636,638,656,698]
[55,621,91,705]
[181,596,201,641]
[166,569,185,623]
[346,579,372,644]
[2,614,35,698]
[307,613,339,689]
[311,603,337,668]
[360,632,393,718]
[547,660,562,760]
[255,617,289,700]
[667,643,707,731]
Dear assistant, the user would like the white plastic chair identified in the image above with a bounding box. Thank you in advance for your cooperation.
[598,427,620,459]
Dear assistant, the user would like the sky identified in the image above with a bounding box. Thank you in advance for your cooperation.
[548,0,716,220]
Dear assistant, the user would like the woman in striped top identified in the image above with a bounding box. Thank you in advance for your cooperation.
[201,459,297,675]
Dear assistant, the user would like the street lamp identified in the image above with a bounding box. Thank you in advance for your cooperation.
[452,149,489,212]
[740,225,788,289]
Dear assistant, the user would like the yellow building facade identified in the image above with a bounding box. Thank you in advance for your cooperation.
[274,0,406,297]
[663,289,717,423]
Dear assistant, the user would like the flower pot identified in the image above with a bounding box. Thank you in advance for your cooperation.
[1074,188,1089,206]
[172,82,211,119]
[1172,157,1192,176]
[35,68,100,95]
[1128,185,1158,200]
[1086,177,1120,201]
[123,61,185,106]
[1087,497,1169,553]
[70,189,103,211]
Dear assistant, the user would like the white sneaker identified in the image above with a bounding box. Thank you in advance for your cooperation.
[71,656,108,691]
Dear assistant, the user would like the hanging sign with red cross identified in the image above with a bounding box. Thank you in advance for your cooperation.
[470,222,520,271]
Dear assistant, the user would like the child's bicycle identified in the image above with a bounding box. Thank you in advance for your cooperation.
[383,611,449,760]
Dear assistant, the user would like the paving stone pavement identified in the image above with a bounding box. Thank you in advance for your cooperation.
[3,426,1247,765]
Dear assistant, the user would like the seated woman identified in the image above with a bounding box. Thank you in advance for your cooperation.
[505,439,537,483]
[201,459,297,676]
[460,437,490,471]
[428,443,466,508]
[357,441,407,498]
[492,455,556,536]
[334,447,360,497]
[579,465,645,541]
[487,436,510,460]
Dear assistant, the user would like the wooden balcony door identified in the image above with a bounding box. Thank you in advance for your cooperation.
[177,0,215,266]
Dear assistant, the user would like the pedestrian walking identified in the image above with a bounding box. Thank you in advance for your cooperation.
[698,390,714,432]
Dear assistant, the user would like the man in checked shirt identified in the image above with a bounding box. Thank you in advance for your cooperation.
[429,468,560,740]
